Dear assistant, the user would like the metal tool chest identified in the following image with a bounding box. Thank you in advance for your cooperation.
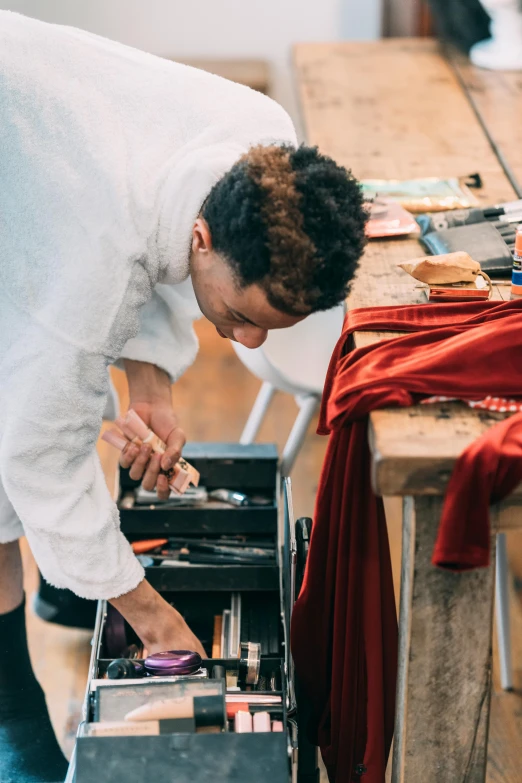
[66,443,319,783]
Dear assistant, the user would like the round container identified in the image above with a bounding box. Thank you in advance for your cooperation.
[238,641,261,686]
[144,650,202,676]
[107,659,146,680]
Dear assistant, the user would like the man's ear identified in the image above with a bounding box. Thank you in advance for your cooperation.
[192,217,213,255]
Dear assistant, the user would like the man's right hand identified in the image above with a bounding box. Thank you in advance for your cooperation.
[109,579,206,658]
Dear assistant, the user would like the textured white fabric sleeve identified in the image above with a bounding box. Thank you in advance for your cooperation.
[0,334,144,600]
[116,280,202,382]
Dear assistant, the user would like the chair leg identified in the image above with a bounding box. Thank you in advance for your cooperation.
[496,532,514,691]
[280,395,320,477]
[239,382,276,445]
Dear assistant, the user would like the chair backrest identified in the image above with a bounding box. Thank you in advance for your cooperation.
[232,304,345,396]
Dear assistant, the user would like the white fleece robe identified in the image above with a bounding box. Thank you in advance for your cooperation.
[0,12,297,598]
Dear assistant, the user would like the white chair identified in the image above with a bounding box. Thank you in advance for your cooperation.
[470,0,522,71]
[233,305,345,476]
[233,304,514,690]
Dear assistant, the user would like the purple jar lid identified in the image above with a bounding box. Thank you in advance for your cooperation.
[144,650,202,676]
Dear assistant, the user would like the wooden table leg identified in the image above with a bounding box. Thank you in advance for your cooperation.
[392,497,495,783]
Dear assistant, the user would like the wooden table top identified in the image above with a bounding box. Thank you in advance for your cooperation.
[293,39,520,500]
[449,49,522,199]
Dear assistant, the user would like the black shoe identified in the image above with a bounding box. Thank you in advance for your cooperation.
[33,573,97,630]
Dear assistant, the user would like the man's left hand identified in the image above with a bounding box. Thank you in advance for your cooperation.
[120,361,185,501]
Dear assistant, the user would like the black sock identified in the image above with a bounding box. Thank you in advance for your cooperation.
[0,597,69,783]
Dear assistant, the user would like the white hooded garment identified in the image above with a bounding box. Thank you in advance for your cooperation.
[0,12,297,598]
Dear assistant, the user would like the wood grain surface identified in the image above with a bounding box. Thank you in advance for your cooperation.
[449,50,522,199]
[394,497,494,783]
[294,39,522,782]
[293,40,519,496]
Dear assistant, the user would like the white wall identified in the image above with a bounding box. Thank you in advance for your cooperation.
[3,0,382,123]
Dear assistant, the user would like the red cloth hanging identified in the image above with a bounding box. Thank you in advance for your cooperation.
[291,299,522,783]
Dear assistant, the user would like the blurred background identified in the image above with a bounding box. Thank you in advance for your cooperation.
[3,1,463,130]
[1,0,384,125]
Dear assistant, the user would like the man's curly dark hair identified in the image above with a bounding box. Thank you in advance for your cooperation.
[202,144,367,316]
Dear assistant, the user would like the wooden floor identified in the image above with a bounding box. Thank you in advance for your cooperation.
[24,318,522,777]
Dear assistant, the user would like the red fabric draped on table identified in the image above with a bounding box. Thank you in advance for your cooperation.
[291,299,522,783]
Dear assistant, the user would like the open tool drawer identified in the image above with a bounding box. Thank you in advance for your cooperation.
[120,443,280,593]
[69,443,301,783]
[73,600,290,782]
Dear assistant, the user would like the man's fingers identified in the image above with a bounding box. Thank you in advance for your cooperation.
[119,443,140,470]
[141,453,162,492]
[156,474,171,502]
[161,427,186,472]
[128,444,152,481]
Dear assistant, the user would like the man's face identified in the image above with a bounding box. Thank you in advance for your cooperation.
[190,218,305,348]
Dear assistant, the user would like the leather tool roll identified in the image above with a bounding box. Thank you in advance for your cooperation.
[421,222,513,277]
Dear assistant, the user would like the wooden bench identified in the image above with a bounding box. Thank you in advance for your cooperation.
[293,39,522,783]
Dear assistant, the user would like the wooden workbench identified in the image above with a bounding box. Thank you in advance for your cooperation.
[293,39,522,783]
